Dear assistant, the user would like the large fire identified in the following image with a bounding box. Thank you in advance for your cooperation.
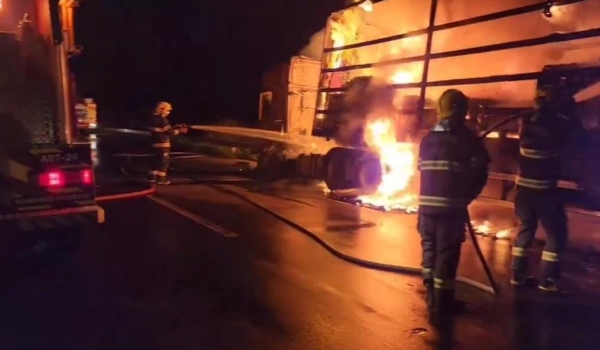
[325,4,423,212]
[358,118,418,212]
[354,40,422,212]
[390,66,421,85]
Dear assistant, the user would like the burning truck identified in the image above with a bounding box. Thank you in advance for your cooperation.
[258,0,600,211]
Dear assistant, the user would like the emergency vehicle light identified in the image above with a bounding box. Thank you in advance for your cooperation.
[39,171,65,187]
[38,169,94,187]
[81,169,93,185]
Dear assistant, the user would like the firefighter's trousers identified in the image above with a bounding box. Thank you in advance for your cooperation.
[417,212,466,308]
[148,147,170,182]
[512,188,568,282]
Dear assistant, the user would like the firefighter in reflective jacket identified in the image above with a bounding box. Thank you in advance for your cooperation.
[148,101,188,184]
[511,85,575,292]
[418,89,490,314]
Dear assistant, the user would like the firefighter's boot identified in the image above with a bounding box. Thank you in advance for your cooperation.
[511,249,536,287]
[157,173,170,185]
[511,270,527,286]
[538,278,560,293]
[510,271,537,287]
[539,252,562,292]
[434,289,466,315]
[510,271,535,287]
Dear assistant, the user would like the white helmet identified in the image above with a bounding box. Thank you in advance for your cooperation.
[155,101,173,115]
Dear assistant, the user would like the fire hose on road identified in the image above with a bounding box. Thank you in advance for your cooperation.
[463,110,553,295]
[460,112,532,295]
[109,151,499,295]
[103,111,569,297]
[107,120,517,295]
[461,111,534,295]
[465,218,500,294]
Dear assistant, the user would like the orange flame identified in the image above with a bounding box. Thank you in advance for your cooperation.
[326,9,426,212]
[358,118,417,211]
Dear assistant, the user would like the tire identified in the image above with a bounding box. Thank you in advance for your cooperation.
[325,152,354,190]
[324,147,382,191]
[355,155,382,193]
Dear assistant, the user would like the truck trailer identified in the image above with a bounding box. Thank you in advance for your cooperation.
[259,56,321,135]
[261,0,600,207]
[0,0,103,238]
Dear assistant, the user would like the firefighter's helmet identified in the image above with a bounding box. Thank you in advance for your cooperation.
[534,84,574,107]
[533,85,576,122]
[534,85,554,110]
[437,89,469,120]
[155,101,173,115]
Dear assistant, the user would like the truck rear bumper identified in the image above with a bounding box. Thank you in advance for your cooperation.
[0,205,105,232]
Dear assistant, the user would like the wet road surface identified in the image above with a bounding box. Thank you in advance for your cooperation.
[1,133,596,349]
[0,192,479,349]
[2,181,600,349]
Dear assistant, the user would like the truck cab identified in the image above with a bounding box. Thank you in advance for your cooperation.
[259,56,321,134]
[0,0,104,241]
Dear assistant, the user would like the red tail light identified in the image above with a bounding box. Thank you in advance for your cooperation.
[38,169,94,187]
[39,171,65,187]
[81,169,93,185]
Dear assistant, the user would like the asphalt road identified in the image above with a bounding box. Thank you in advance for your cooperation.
[2,181,600,350]
[1,133,596,349]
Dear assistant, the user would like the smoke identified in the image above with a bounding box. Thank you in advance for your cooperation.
[332,76,398,147]
[299,29,325,60]
[298,0,362,60]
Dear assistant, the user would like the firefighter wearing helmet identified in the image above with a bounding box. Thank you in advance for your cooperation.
[417,89,490,314]
[510,84,576,292]
[148,101,188,184]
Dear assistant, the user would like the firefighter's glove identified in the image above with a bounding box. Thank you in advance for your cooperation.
[174,124,188,134]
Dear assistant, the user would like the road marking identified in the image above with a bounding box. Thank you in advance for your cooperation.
[147,196,239,238]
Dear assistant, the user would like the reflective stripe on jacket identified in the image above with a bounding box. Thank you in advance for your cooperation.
[517,111,569,190]
[149,115,180,147]
[418,120,490,214]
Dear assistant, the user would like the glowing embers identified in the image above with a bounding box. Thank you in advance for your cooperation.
[471,220,513,240]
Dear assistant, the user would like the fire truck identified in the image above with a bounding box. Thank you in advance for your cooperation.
[0,1,104,239]
[261,0,600,203]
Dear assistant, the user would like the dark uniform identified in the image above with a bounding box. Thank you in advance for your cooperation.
[148,102,186,184]
[511,86,575,292]
[418,89,490,314]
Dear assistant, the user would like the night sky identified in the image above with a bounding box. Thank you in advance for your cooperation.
[71,0,346,127]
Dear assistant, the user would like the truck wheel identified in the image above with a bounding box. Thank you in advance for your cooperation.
[325,150,354,190]
[355,155,382,193]
[325,147,382,191]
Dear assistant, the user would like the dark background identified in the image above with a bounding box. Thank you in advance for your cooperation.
[71,0,346,127]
